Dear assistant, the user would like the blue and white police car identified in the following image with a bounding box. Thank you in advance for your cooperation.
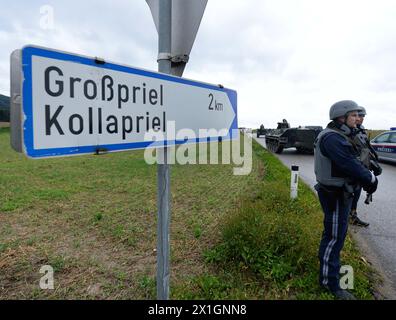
[370,128,396,163]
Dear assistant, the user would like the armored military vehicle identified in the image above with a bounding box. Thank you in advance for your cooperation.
[265,119,322,154]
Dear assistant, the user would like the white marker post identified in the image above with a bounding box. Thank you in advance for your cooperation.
[290,165,299,199]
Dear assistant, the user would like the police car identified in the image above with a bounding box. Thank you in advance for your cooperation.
[370,128,396,163]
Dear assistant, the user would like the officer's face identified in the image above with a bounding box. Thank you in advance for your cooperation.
[345,111,358,128]
[356,115,365,125]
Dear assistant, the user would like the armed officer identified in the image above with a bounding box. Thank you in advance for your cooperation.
[350,107,382,227]
[314,100,378,300]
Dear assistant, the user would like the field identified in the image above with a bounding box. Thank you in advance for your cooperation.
[0,127,377,299]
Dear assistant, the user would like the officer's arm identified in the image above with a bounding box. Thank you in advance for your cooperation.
[321,133,375,187]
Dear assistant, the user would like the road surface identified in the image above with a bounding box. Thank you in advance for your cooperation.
[254,135,396,299]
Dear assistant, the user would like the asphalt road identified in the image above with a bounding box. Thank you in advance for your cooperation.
[254,135,396,298]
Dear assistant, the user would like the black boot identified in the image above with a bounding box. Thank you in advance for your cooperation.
[331,289,357,300]
[320,285,358,300]
[350,212,369,227]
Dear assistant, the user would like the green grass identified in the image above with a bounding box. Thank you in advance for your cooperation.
[0,127,257,299]
[0,127,376,299]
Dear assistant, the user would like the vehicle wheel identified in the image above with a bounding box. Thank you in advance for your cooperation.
[268,141,273,151]
[275,143,284,154]
[265,139,271,151]
[270,141,275,152]
[272,141,277,152]
[296,147,313,154]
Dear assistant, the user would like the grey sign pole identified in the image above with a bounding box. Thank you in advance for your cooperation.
[156,0,172,300]
[147,0,207,300]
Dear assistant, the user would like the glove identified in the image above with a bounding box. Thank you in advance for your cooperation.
[363,177,378,194]
[373,166,382,176]
[370,160,382,176]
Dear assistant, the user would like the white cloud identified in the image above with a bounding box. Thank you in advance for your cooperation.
[0,0,395,129]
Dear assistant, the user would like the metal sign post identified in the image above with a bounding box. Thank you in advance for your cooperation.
[147,0,208,76]
[147,0,209,300]
[156,0,172,301]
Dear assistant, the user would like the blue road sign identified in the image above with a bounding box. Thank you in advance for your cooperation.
[10,45,237,158]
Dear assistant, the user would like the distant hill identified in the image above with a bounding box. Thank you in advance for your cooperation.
[0,94,10,122]
[0,94,10,109]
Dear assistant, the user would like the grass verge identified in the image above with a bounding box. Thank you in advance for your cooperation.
[0,128,376,299]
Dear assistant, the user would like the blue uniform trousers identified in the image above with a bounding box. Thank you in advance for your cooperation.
[317,187,352,292]
[351,186,362,211]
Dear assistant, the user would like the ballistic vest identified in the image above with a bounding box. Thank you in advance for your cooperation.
[353,125,371,168]
[314,127,357,187]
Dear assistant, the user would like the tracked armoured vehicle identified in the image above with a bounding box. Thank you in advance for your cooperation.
[265,119,322,154]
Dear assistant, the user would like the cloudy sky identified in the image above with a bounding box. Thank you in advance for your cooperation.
[1,0,396,129]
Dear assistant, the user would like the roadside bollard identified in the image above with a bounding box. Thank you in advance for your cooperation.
[290,165,299,199]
